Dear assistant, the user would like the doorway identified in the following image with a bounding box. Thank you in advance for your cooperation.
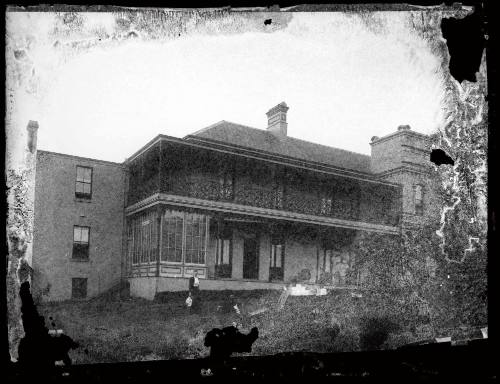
[243,237,259,279]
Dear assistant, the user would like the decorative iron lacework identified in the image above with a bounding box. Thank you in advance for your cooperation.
[219,172,234,201]
[274,183,284,209]
[235,185,276,209]
[188,178,220,201]
[320,197,333,216]
[285,191,320,215]
[151,169,399,226]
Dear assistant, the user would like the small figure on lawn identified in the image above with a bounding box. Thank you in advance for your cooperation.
[189,271,200,295]
[185,292,193,313]
[231,295,241,316]
[188,271,201,311]
[226,294,244,325]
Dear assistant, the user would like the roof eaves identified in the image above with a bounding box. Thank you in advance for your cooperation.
[124,134,163,164]
[184,134,374,177]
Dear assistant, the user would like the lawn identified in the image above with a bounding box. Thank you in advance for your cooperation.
[37,289,430,364]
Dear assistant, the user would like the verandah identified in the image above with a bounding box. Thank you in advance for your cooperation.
[126,206,362,287]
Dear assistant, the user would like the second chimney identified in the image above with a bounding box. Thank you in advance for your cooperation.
[266,102,289,136]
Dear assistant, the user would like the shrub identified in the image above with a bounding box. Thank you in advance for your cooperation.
[317,272,333,285]
[290,269,312,284]
[359,316,401,351]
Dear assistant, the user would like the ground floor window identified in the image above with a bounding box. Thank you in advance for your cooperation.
[163,214,184,263]
[215,238,232,278]
[215,222,232,278]
[129,210,158,265]
[184,214,208,264]
[72,277,87,299]
[321,249,333,273]
[127,209,208,272]
[269,235,284,281]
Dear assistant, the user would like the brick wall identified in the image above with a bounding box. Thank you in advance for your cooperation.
[32,151,126,301]
[370,128,442,227]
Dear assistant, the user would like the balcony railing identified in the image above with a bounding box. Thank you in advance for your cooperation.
[162,176,399,226]
[235,185,277,210]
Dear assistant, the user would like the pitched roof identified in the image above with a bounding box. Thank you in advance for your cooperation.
[185,121,372,174]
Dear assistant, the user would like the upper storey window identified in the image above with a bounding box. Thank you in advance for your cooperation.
[76,166,92,199]
[414,185,424,216]
[73,226,90,260]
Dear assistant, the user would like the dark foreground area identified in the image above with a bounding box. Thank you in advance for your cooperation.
[7,338,495,382]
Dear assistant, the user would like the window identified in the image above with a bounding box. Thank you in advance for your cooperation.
[322,249,333,274]
[163,216,184,263]
[270,244,283,268]
[160,211,208,265]
[129,210,209,273]
[184,214,208,265]
[216,238,231,265]
[72,278,87,299]
[129,211,158,265]
[73,226,90,260]
[215,223,232,278]
[414,185,424,216]
[219,171,234,200]
[320,196,332,216]
[269,235,284,281]
[317,249,335,285]
[76,166,92,199]
[140,219,157,263]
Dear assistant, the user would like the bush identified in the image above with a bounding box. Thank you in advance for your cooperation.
[317,272,333,285]
[290,269,312,284]
[359,316,401,351]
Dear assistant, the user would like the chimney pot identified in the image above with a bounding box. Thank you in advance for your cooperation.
[266,102,289,136]
[26,120,39,154]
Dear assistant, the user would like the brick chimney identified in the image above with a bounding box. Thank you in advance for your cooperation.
[26,120,39,154]
[266,102,289,136]
[370,124,429,174]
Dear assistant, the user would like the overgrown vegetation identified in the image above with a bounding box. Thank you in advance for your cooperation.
[35,287,441,364]
[353,218,487,339]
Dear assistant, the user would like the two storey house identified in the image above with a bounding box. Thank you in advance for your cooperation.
[32,102,439,301]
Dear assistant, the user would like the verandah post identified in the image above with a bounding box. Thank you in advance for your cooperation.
[316,228,320,284]
[156,206,162,277]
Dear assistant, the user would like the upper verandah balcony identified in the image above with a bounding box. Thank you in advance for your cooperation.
[124,124,402,234]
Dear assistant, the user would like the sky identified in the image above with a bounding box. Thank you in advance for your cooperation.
[7,11,447,166]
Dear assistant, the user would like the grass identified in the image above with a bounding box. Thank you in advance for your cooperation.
[37,290,430,364]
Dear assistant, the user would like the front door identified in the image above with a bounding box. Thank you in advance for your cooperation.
[243,237,259,279]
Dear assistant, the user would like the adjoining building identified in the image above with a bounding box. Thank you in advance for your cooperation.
[32,103,440,301]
